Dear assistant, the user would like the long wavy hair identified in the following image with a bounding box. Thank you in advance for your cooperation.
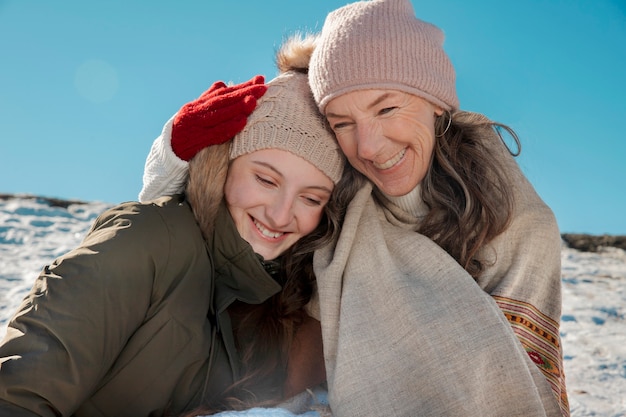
[419,110,520,278]
[181,37,363,415]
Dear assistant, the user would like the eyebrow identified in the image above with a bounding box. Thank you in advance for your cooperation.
[251,160,333,194]
[325,92,393,118]
[368,92,393,109]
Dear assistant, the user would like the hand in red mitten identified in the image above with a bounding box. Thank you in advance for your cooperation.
[171,75,267,161]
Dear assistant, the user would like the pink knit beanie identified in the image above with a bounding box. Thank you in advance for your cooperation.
[309,0,459,113]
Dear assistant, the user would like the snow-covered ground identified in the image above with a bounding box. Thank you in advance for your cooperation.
[1,195,625,416]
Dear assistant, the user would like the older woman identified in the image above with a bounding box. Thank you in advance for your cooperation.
[306,0,568,416]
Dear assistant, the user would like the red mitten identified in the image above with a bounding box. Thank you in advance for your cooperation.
[171,75,267,161]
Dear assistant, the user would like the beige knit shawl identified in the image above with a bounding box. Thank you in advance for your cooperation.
[312,115,567,416]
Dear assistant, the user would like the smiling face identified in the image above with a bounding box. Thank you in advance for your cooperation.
[224,148,334,261]
[325,89,443,196]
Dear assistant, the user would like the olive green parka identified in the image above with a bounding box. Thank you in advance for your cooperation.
[0,195,281,417]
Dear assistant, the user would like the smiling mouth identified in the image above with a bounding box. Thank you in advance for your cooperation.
[253,219,284,239]
[372,148,406,170]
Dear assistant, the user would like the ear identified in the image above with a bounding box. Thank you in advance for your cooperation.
[434,106,445,117]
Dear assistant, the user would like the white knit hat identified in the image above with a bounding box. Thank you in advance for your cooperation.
[309,0,459,113]
[230,71,345,184]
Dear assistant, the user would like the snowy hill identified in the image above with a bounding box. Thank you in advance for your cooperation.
[1,194,625,416]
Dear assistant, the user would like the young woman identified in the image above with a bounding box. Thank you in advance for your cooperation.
[0,53,357,415]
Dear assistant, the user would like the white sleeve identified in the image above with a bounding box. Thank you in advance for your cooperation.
[138,116,190,202]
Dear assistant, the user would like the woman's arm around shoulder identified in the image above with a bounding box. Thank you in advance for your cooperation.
[139,116,189,202]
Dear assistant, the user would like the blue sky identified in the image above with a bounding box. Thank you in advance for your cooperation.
[1,0,624,235]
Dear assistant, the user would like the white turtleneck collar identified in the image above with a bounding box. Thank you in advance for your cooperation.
[382,184,429,219]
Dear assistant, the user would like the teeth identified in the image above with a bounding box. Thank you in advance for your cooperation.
[254,219,284,239]
[373,148,406,170]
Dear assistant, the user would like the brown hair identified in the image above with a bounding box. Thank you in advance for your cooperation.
[419,110,519,278]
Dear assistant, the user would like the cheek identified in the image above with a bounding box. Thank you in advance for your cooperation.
[223,173,236,201]
[418,111,438,141]
[404,119,436,155]
[223,184,239,208]
[224,190,245,228]
[298,208,325,235]
[224,171,255,208]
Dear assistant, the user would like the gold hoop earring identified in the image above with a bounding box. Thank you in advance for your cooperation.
[435,110,452,138]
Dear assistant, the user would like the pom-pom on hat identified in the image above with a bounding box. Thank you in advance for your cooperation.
[309,0,459,113]
[230,71,345,185]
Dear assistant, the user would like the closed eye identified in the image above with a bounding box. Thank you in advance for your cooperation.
[378,106,397,116]
[303,196,323,206]
[255,175,276,187]
[331,120,352,131]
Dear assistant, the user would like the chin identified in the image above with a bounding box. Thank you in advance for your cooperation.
[379,183,414,197]
[256,251,274,261]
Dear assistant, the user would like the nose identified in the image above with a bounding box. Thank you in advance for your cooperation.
[355,120,384,160]
[265,192,294,229]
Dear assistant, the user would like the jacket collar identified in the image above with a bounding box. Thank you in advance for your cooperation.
[209,203,282,313]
